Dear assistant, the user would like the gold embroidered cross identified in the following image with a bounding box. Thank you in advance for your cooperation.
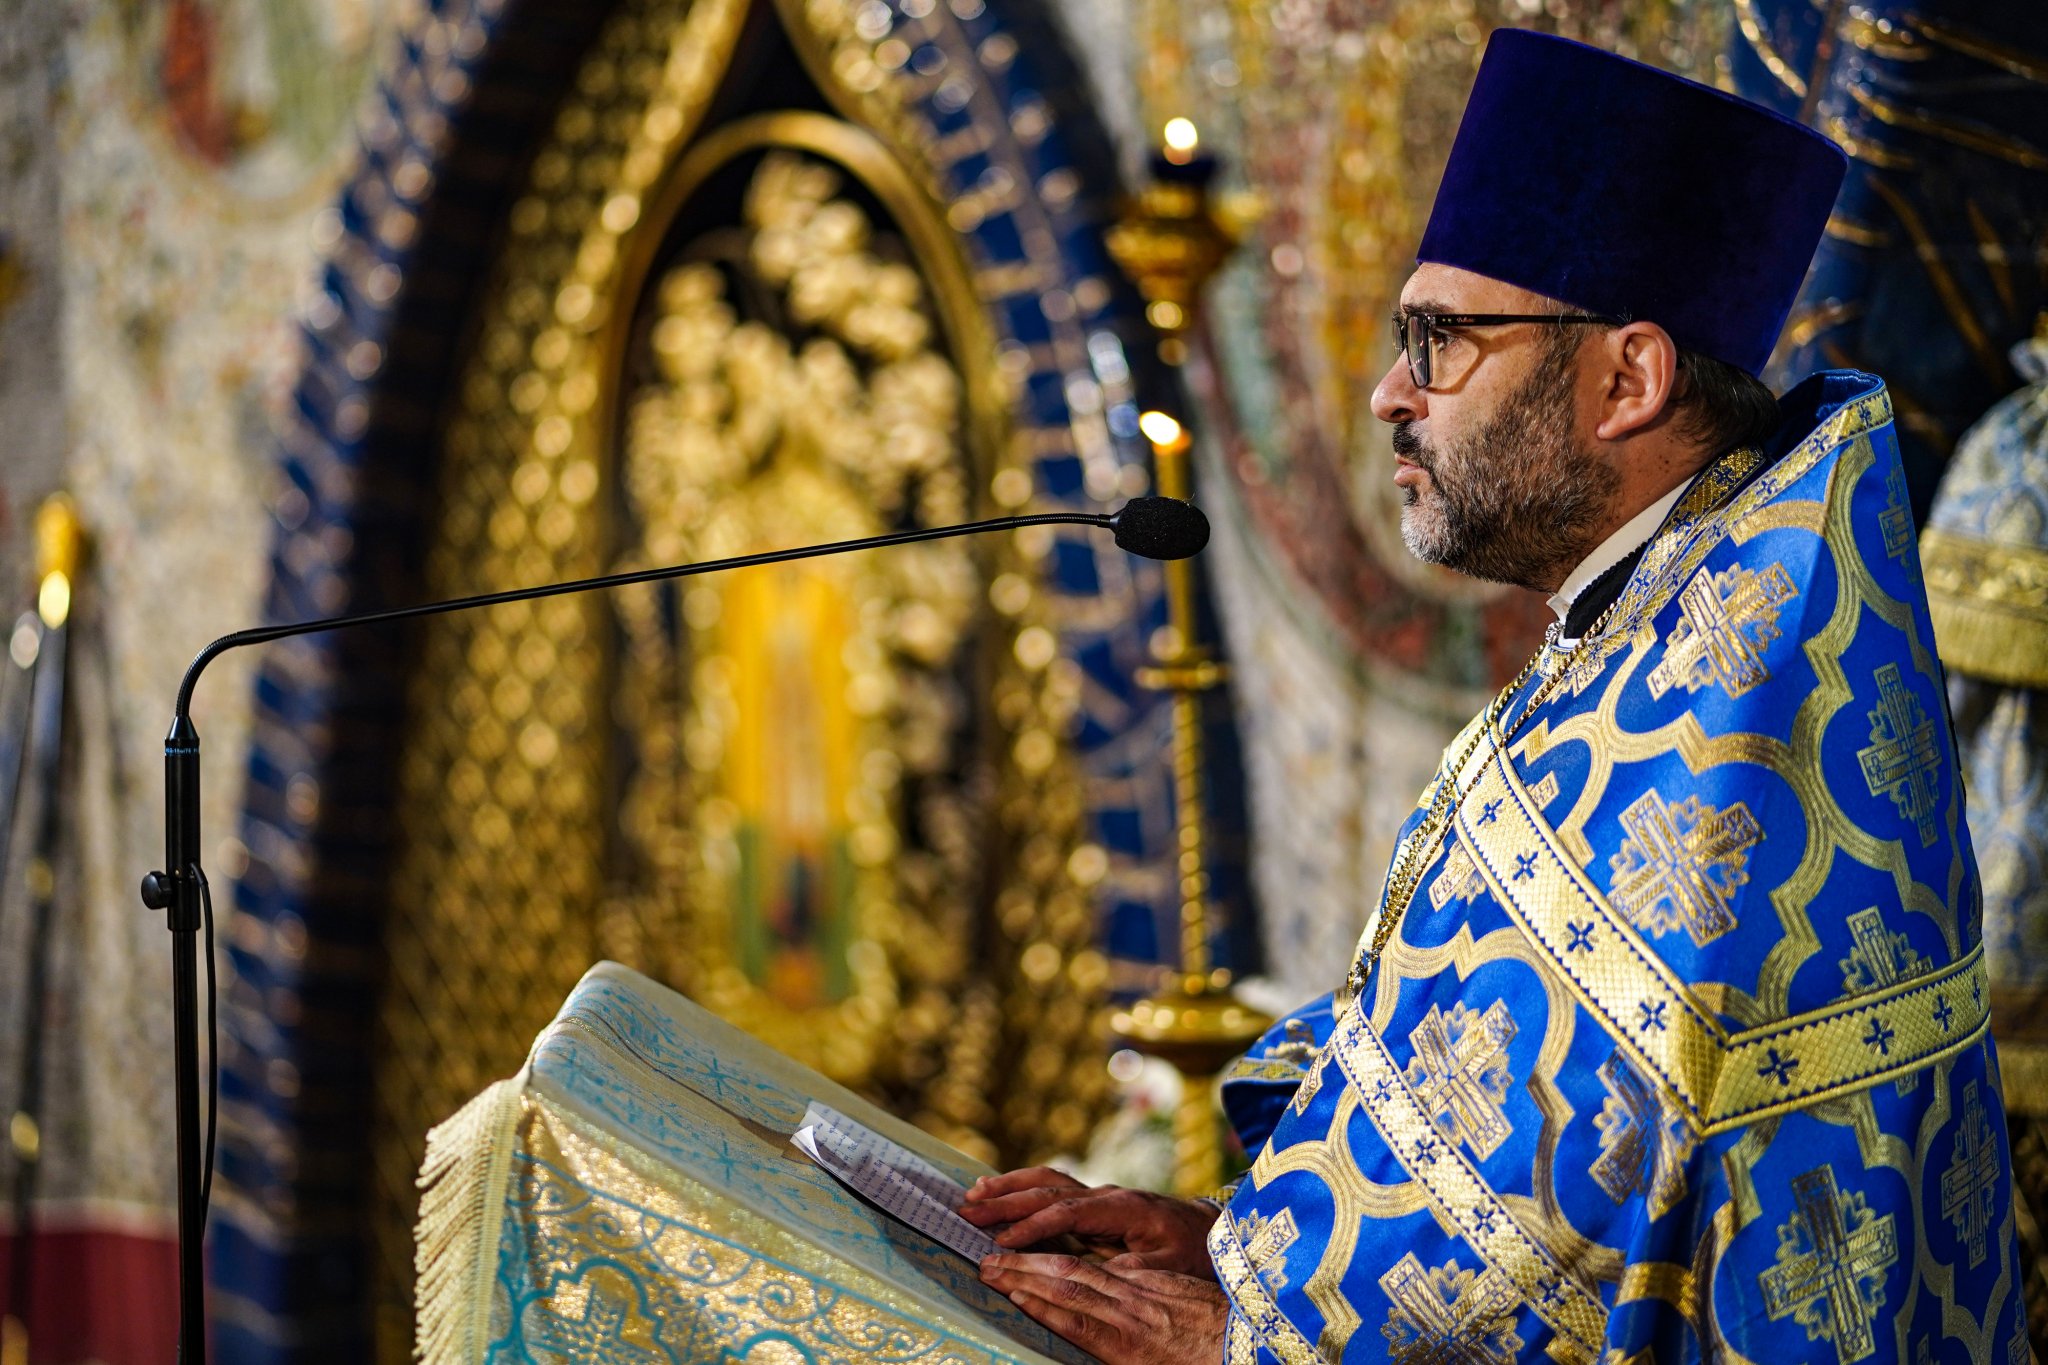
[1646,562,1798,699]
[1405,1000,1518,1160]
[1378,1253,1524,1365]
[1238,1208,1300,1293]
[1608,790,1761,946]
[1760,1165,1898,1364]
[1430,841,1488,912]
[1841,907,1930,994]
[1857,663,1941,847]
[1940,1080,1999,1270]
[1590,1051,1695,1218]
[1879,462,1916,573]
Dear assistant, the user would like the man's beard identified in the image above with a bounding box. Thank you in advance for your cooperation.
[1394,345,1620,592]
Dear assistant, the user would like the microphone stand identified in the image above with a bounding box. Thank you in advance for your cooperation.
[138,502,1192,1360]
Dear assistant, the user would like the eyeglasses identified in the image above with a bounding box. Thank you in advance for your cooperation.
[1392,311,1625,390]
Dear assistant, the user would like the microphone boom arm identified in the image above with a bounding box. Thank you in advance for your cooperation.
[171,510,1112,720]
[139,499,1206,1361]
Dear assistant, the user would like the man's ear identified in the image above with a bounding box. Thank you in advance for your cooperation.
[1592,321,1679,442]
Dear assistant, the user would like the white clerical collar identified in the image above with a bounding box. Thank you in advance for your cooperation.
[1546,478,1693,627]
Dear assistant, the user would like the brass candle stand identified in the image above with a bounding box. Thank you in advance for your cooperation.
[1102,119,1238,368]
[1107,408,1270,1198]
[1103,120,1270,1199]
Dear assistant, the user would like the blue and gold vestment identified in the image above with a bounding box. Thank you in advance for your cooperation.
[1211,372,2025,1365]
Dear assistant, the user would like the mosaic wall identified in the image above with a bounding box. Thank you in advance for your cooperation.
[0,0,69,594]
[0,0,398,1354]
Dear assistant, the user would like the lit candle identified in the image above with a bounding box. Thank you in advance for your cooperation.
[1138,409,1187,451]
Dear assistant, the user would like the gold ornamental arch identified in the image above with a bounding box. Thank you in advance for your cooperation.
[600,110,1004,1073]
[598,110,1009,465]
[367,0,1112,1351]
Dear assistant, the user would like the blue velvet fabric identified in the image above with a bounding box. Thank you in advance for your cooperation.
[1418,29,1847,375]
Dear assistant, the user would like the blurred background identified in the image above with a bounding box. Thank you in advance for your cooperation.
[0,0,2043,1359]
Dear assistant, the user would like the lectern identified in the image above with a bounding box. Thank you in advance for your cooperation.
[416,962,1094,1365]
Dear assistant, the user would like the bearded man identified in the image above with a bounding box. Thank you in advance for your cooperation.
[964,29,2024,1365]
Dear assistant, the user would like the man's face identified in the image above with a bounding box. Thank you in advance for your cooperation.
[1370,264,1620,593]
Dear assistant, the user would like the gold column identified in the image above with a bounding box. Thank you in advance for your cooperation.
[1105,121,1269,1198]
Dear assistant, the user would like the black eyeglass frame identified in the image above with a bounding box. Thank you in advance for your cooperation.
[1392,311,1627,389]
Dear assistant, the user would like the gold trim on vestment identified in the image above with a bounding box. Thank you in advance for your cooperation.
[1224,1055,1316,1086]
[1616,1260,1699,1323]
[1460,741,1990,1134]
[1328,1005,1607,1363]
[1921,528,2048,688]
[1209,1211,1322,1365]
[1225,1309,1259,1365]
[1549,391,1893,697]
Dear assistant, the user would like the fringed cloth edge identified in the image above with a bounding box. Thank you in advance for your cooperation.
[414,1077,525,1364]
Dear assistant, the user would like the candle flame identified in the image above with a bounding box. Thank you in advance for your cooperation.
[1138,410,1184,447]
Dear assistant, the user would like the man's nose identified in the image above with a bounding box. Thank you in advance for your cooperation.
[1371,355,1424,425]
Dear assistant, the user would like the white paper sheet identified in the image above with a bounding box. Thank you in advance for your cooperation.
[791,1101,1000,1263]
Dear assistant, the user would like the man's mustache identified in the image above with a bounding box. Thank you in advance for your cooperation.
[1391,422,1432,470]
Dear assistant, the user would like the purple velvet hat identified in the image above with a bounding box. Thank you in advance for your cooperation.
[1417,29,1847,376]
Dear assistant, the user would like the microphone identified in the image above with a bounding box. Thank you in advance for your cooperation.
[1111,495,1209,560]
[137,494,1210,1358]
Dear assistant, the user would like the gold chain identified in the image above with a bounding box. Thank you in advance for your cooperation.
[1347,603,1621,998]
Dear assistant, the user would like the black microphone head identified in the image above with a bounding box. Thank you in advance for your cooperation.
[1110,496,1210,560]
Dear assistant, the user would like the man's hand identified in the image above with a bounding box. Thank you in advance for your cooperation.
[959,1168,1221,1277]
[980,1252,1228,1365]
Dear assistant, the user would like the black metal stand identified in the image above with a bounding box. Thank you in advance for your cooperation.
[139,721,202,1361]
[133,501,1206,1360]
[5,588,73,1348]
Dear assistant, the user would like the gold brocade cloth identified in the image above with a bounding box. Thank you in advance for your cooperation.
[414,963,1088,1365]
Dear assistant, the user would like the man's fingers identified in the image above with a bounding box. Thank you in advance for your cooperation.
[980,1252,1125,1305]
[990,1197,1085,1245]
[1105,1252,1177,1272]
[960,1184,1093,1227]
[992,1189,1142,1246]
[964,1167,1088,1202]
[1098,1262,1216,1298]
[986,1257,1132,1340]
[985,1254,1226,1363]
[980,1250,1091,1287]
[1007,1290,1119,1356]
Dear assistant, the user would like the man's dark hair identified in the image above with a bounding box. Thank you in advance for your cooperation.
[1542,322,1781,456]
[1668,348,1781,455]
